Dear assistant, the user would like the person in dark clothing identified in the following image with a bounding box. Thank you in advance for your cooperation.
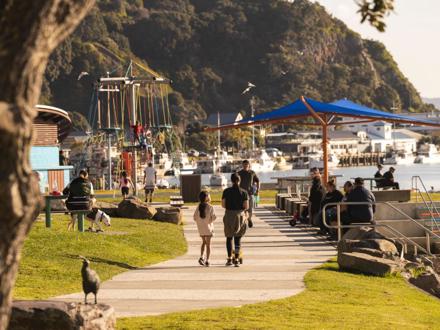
[346,177,375,225]
[382,167,400,189]
[374,164,385,188]
[317,180,344,234]
[64,170,95,230]
[309,175,325,226]
[222,173,249,267]
[237,160,259,228]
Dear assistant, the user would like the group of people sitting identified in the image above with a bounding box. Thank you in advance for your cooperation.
[374,164,400,189]
[307,167,376,238]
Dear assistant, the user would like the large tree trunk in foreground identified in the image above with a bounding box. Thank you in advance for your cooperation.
[0,1,94,329]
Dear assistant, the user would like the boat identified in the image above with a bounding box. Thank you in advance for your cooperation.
[383,151,415,165]
[273,156,291,171]
[194,159,218,174]
[209,172,228,187]
[172,151,196,174]
[309,153,339,169]
[156,178,170,189]
[414,144,440,164]
[254,150,275,172]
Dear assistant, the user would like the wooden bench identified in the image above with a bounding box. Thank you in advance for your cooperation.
[170,195,184,207]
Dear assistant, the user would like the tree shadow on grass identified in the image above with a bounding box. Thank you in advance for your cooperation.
[64,254,138,270]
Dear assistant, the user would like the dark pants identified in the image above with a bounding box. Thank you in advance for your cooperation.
[226,236,242,258]
[383,181,400,189]
[317,208,337,232]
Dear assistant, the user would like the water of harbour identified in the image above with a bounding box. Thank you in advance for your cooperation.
[170,163,440,190]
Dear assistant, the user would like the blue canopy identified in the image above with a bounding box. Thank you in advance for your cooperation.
[213,97,440,129]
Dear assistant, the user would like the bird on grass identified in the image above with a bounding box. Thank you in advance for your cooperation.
[80,256,100,304]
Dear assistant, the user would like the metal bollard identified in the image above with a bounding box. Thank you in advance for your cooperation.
[45,196,52,228]
[78,213,85,232]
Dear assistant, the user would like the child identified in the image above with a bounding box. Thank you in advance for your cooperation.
[119,171,134,199]
[193,191,216,266]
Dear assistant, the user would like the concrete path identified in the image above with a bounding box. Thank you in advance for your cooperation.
[56,206,335,317]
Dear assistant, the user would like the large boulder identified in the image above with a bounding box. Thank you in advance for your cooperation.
[409,273,440,298]
[9,301,115,330]
[342,226,386,240]
[117,198,156,219]
[153,207,182,225]
[338,239,398,255]
[338,252,401,276]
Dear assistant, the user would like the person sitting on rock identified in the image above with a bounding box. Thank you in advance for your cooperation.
[382,167,400,190]
[374,164,385,188]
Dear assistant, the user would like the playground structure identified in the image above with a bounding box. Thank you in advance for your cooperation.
[76,61,176,193]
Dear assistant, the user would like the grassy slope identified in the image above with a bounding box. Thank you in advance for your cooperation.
[14,215,187,299]
[118,260,440,330]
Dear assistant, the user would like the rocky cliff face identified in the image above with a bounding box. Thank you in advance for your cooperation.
[42,0,434,130]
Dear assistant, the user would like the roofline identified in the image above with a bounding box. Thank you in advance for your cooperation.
[36,104,71,123]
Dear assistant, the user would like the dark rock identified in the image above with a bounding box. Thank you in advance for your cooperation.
[94,201,118,217]
[153,207,182,225]
[409,273,440,298]
[342,227,386,241]
[338,239,398,255]
[338,252,401,276]
[9,300,115,330]
[117,197,156,219]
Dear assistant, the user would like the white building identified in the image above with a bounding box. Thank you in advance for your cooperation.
[343,120,417,153]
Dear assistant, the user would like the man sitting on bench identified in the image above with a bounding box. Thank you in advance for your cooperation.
[382,167,400,190]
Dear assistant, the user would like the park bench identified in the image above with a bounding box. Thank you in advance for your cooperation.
[170,195,184,207]
[44,195,92,232]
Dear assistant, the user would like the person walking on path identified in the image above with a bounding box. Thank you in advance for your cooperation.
[143,163,156,203]
[237,159,259,228]
[119,171,134,199]
[222,173,249,267]
[193,191,217,267]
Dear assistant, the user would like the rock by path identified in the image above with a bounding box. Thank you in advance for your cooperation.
[56,206,335,317]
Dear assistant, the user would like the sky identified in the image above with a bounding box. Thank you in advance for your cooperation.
[316,0,440,98]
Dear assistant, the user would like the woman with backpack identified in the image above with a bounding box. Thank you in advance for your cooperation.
[222,173,249,267]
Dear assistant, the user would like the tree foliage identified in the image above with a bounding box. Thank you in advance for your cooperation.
[42,0,430,134]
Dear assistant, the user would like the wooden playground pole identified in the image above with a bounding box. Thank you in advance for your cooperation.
[131,81,138,196]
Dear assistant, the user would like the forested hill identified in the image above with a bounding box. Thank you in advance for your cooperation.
[42,0,434,131]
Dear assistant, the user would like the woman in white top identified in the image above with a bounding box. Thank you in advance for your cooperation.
[193,191,216,267]
[119,171,134,199]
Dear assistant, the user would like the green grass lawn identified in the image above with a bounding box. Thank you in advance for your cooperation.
[98,188,277,206]
[14,215,187,299]
[118,260,440,330]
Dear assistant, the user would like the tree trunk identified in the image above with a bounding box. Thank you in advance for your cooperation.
[0,1,94,329]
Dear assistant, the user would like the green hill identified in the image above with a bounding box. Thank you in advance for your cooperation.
[41,0,434,131]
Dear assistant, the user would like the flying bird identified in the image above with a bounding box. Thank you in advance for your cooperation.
[241,82,256,95]
[80,256,100,304]
[77,71,89,80]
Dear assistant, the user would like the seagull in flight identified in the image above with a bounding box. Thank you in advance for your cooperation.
[241,82,256,95]
[77,71,89,80]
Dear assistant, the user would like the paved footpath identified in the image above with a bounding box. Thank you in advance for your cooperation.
[56,206,335,317]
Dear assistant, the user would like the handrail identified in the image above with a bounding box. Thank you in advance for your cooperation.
[322,201,438,256]
[411,176,440,232]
